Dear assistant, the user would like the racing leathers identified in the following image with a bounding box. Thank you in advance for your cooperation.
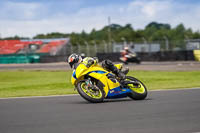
[76,57,126,79]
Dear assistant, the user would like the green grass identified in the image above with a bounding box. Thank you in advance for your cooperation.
[0,70,200,98]
[128,71,200,90]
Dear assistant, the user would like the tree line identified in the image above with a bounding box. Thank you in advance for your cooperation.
[1,22,200,46]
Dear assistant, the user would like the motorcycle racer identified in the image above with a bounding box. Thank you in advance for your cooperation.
[68,53,126,79]
[120,46,141,64]
[121,46,132,62]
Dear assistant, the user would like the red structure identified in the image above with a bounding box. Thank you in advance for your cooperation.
[0,40,67,55]
[39,40,67,53]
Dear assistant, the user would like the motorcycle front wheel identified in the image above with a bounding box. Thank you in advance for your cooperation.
[77,80,104,103]
[125,76,147,100]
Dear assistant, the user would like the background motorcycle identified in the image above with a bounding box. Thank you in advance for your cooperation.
[120,52,141,64]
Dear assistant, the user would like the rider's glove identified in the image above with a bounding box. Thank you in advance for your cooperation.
[87,59,94,67]
[117,70,126,80]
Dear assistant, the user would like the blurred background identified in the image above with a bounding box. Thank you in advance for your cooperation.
[1,0,200,98]
[0,0,200,63]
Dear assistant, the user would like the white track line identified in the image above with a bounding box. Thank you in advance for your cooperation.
[0,94,79,100]
[150,87,200,92]
[0,87,199,100]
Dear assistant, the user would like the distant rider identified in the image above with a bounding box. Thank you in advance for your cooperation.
[121,46,132,62]
[68,53,126,79]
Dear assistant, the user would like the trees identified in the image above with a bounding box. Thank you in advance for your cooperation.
[2,22,200,46]
[63,22,200,46]
[33,32,69,39]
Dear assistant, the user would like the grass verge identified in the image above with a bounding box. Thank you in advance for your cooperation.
[0,70,200,98]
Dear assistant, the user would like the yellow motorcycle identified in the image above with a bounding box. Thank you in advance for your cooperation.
[71,63,147,103]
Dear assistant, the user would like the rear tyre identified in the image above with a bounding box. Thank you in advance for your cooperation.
[125,76,147,100]
[77,80,104,103]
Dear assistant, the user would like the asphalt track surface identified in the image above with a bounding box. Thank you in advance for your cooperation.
[1,89,200,133]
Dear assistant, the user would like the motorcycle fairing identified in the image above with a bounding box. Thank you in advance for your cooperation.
[106,86,132,99]
[71,63,121,97]
[72,71,77,79]
[87,71,121,97]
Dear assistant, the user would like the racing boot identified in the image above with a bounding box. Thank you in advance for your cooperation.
[121,67,129,75]
[102,60,126,80]
[116,70,126,80]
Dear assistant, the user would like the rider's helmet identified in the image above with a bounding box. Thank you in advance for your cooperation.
[124,46,129,50]
[68,53,82,68]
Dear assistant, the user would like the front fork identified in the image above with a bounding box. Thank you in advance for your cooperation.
[85,78,93,88]
[85,77,100,91]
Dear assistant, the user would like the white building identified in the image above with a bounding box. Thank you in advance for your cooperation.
[113,43,160,53]
[186,39,200,50]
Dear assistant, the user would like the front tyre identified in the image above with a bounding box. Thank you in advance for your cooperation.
[125,76,147,100]
[77,80,104,103]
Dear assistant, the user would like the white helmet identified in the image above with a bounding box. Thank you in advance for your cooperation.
[68,53,82,68]
[124,46,129,50]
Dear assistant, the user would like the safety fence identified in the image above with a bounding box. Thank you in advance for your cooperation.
[0,39,199,63]
[96,50,195,62]
[0,53,47,64]
[67,39,199,57]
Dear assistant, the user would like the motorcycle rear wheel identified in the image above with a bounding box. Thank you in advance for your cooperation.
[77,80,104,103]
[125,76,147,100]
